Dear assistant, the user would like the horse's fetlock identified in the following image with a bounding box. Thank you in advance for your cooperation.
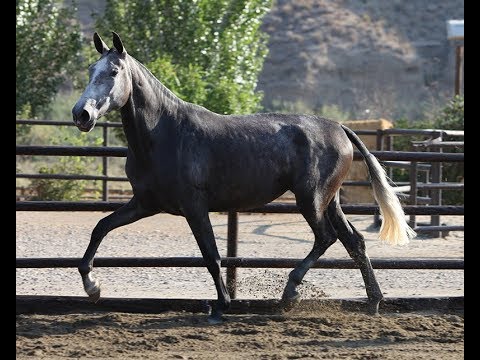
[288,270,303,285]
[78,264,92,276]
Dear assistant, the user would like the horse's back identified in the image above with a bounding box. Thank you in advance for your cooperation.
[178,111,353,211]
[193,111,348,147]
[198,112,353,166]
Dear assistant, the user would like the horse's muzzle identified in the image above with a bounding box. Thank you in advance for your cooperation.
[72,108,96,132]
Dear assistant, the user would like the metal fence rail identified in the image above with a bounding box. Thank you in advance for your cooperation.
[16,257,464,270]
[16,123,464,299]
[15,201,464,215]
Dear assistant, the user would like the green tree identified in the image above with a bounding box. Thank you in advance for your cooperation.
[16,0,82,118]
[392,96,464,205]
[96,0,271,117]
[434,95,464,131]
[433,95,464,205]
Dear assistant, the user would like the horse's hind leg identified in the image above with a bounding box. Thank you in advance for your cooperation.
[327,197,383,314]
[282,192,337,310]
[78,197,152,302]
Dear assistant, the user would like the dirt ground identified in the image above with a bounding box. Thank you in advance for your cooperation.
[16,308,463,359]
[16,211,464,358]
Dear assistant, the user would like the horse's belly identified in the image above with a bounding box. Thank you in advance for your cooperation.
[206,176,289,211]
[203,152,292,210]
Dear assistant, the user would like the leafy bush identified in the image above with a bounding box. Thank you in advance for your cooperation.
[434,95,464,131]
[433,95,464,205]
[392,96,464,205]
[31,132,102,201]
[33,160,93,201]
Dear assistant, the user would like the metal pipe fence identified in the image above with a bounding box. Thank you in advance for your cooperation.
[16,121,464,299]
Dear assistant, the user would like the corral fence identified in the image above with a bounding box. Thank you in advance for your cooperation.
[16,120,464,299]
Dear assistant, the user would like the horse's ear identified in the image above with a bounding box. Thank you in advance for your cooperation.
[93,32,109,54]
[112,31,125,55]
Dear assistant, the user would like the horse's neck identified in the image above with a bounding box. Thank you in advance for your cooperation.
[120,57,186,153]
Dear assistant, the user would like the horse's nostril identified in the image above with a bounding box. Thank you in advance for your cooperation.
[73,108,91,125]
[80,109,90,123]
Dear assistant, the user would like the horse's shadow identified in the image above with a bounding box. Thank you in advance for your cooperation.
[213,219,314,244]
[214,216,380,245]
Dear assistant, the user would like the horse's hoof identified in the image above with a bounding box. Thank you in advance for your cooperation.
[280,293,301,312]
[207,315,225,325]
[208,305,227,324]
[83,273,101,303]
[367,300,382,316]
[88,288,101,303]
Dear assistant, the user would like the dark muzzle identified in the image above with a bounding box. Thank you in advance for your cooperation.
[72,107,95,132]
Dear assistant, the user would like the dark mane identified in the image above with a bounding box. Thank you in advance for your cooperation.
[128,55,210,116]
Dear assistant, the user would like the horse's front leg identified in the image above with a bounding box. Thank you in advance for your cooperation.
[183,199,230,324]
[78,197,152,302]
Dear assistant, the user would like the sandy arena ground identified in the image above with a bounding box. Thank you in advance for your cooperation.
[16,308,463,359]
[16,211,464,359]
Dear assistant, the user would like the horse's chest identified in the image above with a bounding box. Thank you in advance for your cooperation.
[125,155,179,212]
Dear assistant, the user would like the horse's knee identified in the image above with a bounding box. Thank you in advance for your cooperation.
[91,220,108,240]
[346,240,366,259]
[337,220,365,251]
[351,237,366,253]
[339,232,366,260]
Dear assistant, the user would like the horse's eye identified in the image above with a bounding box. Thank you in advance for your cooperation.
[110,69,118,77]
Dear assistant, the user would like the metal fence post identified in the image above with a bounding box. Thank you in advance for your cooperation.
[430,131,443,237]
[409,161,418,229]
[386,134,394,178]
[373,129,383,228]
[226,211,238,299]
[102,124,109,201]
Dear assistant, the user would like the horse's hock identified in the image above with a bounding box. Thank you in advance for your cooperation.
[341,119,393,204]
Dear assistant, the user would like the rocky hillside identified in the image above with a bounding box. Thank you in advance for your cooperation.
[258,0,464,119]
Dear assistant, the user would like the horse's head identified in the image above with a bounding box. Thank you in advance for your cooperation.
[72,32,131,132]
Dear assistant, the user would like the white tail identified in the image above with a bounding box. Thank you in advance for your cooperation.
[342,125,416,245]
[366,154,417,245]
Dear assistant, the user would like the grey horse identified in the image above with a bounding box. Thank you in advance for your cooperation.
[72,32,415,323]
